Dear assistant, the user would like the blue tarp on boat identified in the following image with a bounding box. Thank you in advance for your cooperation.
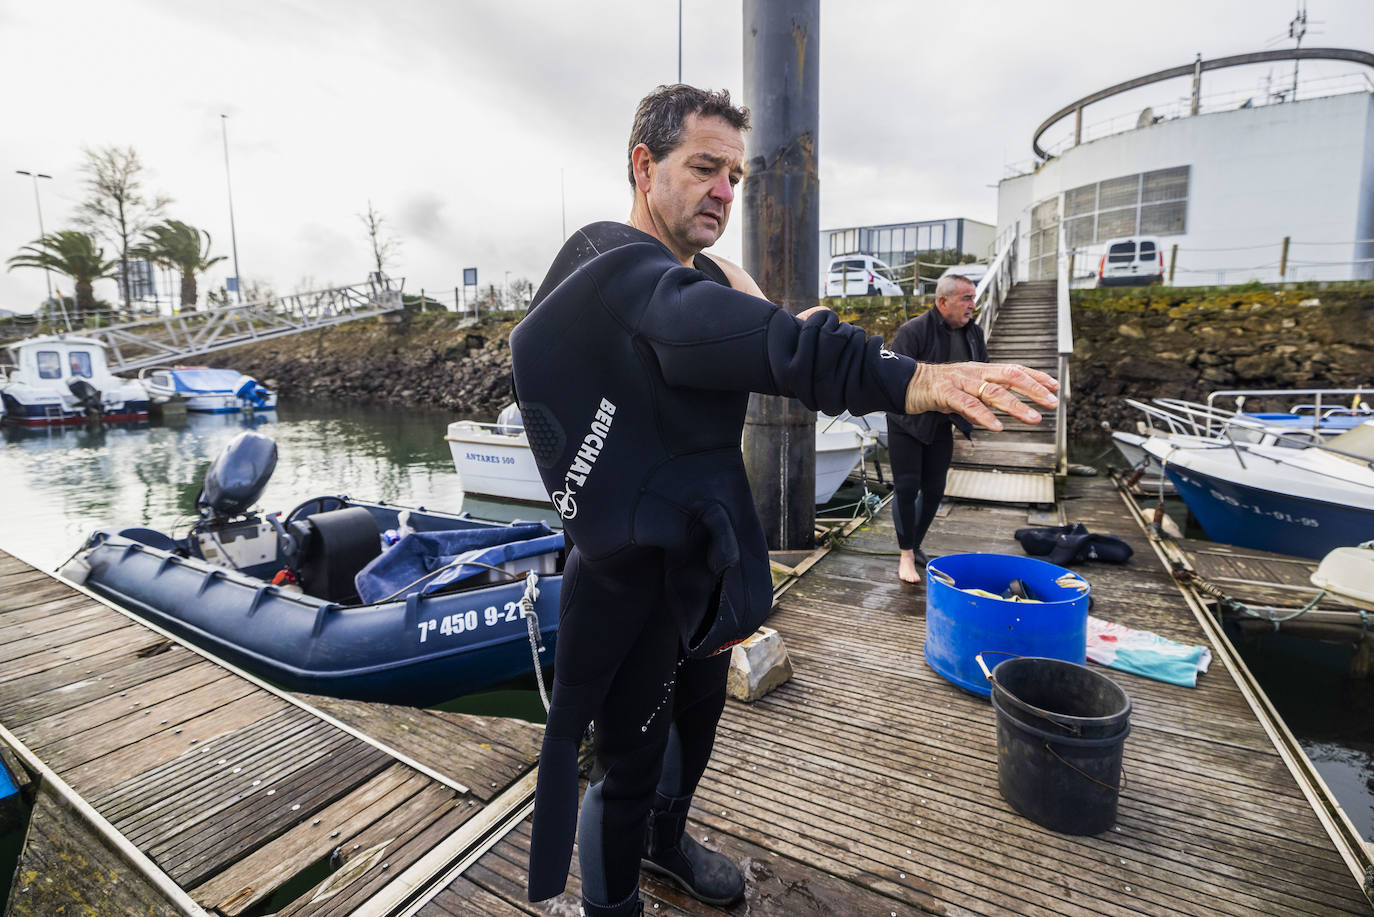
[354,522,562,603]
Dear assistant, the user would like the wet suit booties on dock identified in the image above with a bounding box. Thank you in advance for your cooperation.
[511,222,918,910]
[1014,523,1134,565]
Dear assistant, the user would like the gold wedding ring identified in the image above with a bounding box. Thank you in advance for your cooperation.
[977,381,990,400]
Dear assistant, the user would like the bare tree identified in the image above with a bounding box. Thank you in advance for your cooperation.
[508,276,534,309]
[358,200,399,278]
[75,146,172,310]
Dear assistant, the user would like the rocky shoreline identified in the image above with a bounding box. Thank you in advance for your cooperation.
[205,286,1374,436]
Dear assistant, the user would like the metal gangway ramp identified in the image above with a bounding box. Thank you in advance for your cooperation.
[75,275,404,375]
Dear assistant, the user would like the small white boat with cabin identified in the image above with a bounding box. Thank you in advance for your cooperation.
[447,403,874,506]
[0,335,149,426]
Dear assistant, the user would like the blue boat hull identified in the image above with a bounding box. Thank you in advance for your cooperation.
[80,521,562,707]
[1163,463,1374,560]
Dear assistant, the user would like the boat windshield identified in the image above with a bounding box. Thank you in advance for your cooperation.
[1321,421,1374,466]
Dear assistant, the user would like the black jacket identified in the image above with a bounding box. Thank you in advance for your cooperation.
[885,307,988,443]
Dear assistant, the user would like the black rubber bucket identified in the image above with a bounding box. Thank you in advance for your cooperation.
[989,655,1131,835]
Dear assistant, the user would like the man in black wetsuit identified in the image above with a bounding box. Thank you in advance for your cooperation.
[511,85,1058,917]
[886,273,989,584]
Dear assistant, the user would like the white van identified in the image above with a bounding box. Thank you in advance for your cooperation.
[1097,236,1164,287]
[938,263,989,289]
[825,255,903,297]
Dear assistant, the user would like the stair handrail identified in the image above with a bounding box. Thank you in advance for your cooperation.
[1055,222,1072,476]
[973,223,1017,344]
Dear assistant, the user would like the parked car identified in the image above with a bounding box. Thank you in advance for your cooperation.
[825,255,903,297]
[1097,236,1164,287]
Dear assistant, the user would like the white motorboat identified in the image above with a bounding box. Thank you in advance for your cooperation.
[447,404,874,506]
[821,409,888,449]
[1141,419,1374,559]
[1,335,149,426]
[139,366,277,413]
[445,405,551,504]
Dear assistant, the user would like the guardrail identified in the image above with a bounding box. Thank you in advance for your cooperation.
[1205,387,1372,429]
[1055,222,1073,476]
[974,225,1017,345]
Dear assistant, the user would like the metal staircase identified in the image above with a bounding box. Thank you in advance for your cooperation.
[74,275,404,375]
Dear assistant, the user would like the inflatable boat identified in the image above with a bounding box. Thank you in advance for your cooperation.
[66,431,565,706]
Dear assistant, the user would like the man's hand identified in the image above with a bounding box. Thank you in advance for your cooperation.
[905,362,1059,431]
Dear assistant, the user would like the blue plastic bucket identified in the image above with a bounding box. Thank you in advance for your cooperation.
[924,553,1090,696]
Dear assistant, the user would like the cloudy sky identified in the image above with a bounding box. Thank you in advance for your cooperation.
[3,0,1372,312]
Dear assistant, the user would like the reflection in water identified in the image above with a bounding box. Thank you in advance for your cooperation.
[1236,629,1374,842]
[0,400,507,571]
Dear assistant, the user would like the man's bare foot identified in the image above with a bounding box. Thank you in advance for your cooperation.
[898,549,921,584]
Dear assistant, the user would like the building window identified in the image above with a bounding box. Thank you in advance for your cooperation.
[1062,166,1189,247]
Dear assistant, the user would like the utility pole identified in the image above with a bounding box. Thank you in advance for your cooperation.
[221,114,243,303]
[15,170,55,322]
[742,0,820,550]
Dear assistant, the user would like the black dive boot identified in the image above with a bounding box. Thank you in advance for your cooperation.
[641,792,745,906]
[580,890,643,916]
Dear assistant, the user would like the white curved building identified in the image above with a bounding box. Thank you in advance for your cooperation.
[998,51,1374,287]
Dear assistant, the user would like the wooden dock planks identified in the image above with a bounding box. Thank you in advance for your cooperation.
[0,552,544,916]
[2,460,1371,914]
[442,474,1370,916]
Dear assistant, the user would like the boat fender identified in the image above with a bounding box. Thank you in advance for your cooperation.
[58,555,91,585]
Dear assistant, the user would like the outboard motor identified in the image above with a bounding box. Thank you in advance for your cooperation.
[192,431,280,573]
[67,379,103,419]
[234,375,271,409]
[198,431,277,521]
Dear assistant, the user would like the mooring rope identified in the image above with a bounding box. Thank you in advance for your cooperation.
[520,570,551,713]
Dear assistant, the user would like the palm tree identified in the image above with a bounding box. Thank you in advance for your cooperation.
[7,230,117,319]
[134,219,225,311]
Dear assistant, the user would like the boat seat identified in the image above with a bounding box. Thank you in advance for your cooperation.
[293,506,381,604]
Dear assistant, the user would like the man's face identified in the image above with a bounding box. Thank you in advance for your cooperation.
[936,280,977,328]
[639,113,745,262]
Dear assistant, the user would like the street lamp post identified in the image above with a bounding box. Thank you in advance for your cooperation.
[220,114,243,304]
[15,170,57,323]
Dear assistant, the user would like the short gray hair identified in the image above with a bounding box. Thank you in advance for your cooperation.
[936,273,974,300]
[627,84,751,187]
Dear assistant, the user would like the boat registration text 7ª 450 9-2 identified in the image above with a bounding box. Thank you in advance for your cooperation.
[416,600,526,643]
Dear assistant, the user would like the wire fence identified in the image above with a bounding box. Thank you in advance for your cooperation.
[1062,235,1374,288]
